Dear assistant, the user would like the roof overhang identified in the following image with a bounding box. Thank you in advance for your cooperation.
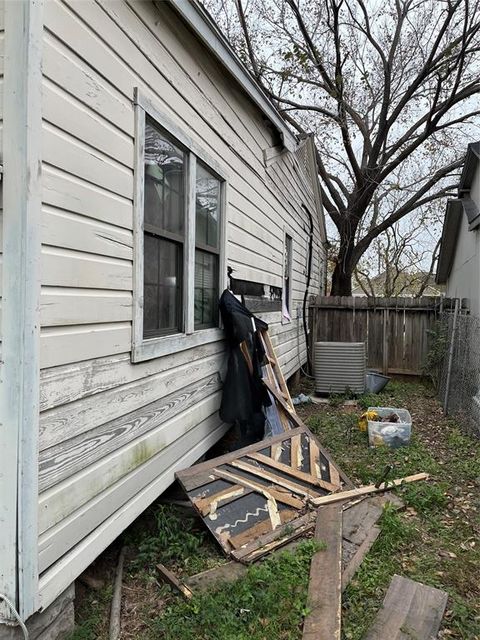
[436,199,463,284]
[458,141,480,195]
[165,0,297,153]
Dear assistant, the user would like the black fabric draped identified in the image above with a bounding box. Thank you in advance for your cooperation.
[219,289,270,437]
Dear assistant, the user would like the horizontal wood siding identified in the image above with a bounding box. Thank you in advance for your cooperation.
[0,3,4,330]
[37,0,325,609]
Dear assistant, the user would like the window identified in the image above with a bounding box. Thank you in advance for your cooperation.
[195,163,221,328]
[143,119,186,337]
[282,233,293,322]
[132,90,226,362]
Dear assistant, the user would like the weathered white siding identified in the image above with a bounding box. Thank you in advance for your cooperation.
[446,168,480,315]
[37,0,325,609]
[0,0,4,326]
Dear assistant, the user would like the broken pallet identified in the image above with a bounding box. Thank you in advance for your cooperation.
[176,426,351,557]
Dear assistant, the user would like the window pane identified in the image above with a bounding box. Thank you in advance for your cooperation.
[144,234,182,337]
[194,250,219,328]
[144,119,185,235]
[195,163,220,249]
[283,234,292,320]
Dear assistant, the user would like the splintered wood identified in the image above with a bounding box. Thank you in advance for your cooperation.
[176,426,350,560]
[258,327,295,432]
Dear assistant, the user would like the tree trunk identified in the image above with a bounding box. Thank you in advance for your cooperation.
[330,234,358,295]
[331,261,354,295]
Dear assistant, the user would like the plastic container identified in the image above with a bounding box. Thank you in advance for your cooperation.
[365,370,390,393]
[367,406,412,448]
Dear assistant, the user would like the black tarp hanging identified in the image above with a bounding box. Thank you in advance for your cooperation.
[219,289,271,440]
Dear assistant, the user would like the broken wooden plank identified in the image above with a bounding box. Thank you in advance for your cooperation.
[176,427,306,480]
[363,574,448,639]
[342,498,384,545]
[185,560,248,591]
[211,467,304,509]
[342,525,380,591]
[246,451,338,492]
[229,459,324,498]
[185,539,307,591]
[156,563,193,600]
[303,504,343,640]
[291,433,302,469]
[310,473,429,507]
[231,511,317,563]
[263,380,354,488]
[309,438,321,480]
[228,509,297,549]
[343,492,404,513]
[261,328,294,410]
[193,484,248,517]
[263,379,304,429]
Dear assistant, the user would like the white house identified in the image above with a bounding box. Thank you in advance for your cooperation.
[0,0,327,635]
[436,142,480,313]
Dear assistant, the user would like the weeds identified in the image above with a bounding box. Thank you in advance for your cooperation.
[126,504,223,578]
[149,541,319,640]
[68,585,112,640]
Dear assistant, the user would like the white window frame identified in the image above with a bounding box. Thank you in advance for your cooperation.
[132,89,227,362]
[282,229,294,324]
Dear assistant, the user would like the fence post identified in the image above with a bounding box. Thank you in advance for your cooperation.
[382,307,389,375]
[443,298,460,415]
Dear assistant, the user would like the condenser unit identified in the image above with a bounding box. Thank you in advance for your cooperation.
[314,342,366,395]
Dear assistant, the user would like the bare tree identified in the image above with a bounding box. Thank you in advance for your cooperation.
[207,0,480,294]
[353,217,443,297]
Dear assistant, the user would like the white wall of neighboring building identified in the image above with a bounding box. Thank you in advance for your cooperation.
[446,166,480,316]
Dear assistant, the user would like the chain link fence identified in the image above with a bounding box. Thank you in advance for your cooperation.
[437,310,480,438]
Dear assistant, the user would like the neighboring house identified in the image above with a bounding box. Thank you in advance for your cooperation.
[436,142,480,314]
[0,0,327,633]
[352,271,444,298]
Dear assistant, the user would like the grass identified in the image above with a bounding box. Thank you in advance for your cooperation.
[149,541,320,640]
[69,379,480,640]
[306,380,480,639]
[68,585,113,640]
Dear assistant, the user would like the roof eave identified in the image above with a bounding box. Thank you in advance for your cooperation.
[165,0,297,153]
[436,199,463,284]
[458,141,480,194]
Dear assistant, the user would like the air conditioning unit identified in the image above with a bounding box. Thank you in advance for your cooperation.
[314,342,366,395]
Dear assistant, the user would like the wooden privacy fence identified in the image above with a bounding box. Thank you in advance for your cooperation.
[309,296,453,376]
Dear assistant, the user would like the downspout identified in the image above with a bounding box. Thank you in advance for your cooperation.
[302,205,314,374]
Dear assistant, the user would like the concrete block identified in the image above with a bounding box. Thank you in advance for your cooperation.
[0,585,75,640]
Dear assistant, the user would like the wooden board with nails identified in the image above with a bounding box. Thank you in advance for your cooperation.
[176,425,350,555]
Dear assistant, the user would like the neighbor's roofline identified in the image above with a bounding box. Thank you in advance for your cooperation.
[458,141,480,194]
[165,0,297,153]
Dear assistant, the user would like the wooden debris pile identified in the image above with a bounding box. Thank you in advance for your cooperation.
[173,326,437,638]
